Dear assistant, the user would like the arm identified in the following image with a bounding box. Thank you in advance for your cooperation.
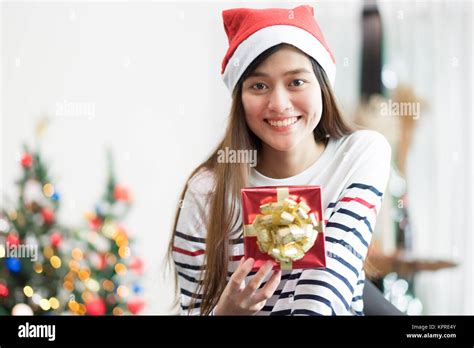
[292,132,392,315]
[172,172,212,315]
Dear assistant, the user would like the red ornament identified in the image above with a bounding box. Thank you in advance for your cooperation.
[89,216,102,230]
[129,256,144,274]
[20,153,33,168]
[49,232,62,248]
[6,234,20,247]
[85,297,106,315]
[127,298,145,314]
[113,185,131,202]
[96,253,107,270]
[0,283,9,297]
[41,208,55,224]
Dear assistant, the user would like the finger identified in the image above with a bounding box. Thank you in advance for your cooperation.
[238,256,247,268]
[241,260,274,298]
[252,269,282,304]
[228,258,254,293]
[249,298,267,313]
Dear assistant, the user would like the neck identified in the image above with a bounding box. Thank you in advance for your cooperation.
[256,136,326,179]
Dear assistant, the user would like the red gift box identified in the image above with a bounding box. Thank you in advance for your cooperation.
[241,186,326,271]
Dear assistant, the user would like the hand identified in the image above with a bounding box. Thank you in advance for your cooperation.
[214,257,281,315]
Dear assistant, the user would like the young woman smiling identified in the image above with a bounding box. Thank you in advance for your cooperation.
[169,5,391,316]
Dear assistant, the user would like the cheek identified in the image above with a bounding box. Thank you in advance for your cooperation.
[302,89,323,123]
[242,95,264,124]
[312,98,323,123]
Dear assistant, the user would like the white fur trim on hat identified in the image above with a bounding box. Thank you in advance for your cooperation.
[222,25,336,92]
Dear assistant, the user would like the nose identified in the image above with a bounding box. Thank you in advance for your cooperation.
[267,85,293,115]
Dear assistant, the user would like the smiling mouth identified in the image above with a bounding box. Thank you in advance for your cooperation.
[265,116,302,128]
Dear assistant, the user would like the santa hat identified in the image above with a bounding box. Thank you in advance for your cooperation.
[221,5,336,92]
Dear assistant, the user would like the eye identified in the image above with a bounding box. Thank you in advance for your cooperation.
[290,79,305,87]
[251,82,268,90]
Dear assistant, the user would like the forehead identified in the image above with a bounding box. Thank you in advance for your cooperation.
[249,46,313,77]
[255,45,312,70]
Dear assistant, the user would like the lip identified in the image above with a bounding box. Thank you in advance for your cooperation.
[264,116,302,133]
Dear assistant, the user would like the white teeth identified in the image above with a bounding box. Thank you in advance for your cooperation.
[267,117,298,127]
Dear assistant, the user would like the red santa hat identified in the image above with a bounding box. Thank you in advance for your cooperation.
[221,5,336,92]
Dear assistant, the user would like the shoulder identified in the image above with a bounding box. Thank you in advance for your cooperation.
[176,168,216,236]
[344,129,390,150]
[186,167,216,197]
[338,129,391,159]
[180,167,217,214]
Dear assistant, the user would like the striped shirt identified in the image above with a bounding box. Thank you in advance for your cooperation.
[173,130,391,315]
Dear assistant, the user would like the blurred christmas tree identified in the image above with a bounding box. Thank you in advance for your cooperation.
[63,150,145,315]
[0,145,70,315]
[1,129,144,315]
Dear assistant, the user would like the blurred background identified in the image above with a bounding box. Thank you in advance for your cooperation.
[1,0,472,315]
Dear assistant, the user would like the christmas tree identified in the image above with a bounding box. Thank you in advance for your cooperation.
[0,145,70,315]
[63,151,145,315]
[0,143,144,315]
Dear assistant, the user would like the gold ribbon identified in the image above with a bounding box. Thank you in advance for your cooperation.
[276,188,292,269]
[243,224,257,237]
[244,187,293,270]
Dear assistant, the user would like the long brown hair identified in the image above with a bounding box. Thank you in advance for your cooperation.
[167,43,353,315]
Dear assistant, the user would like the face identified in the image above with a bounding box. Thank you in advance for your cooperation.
[241,46,322,152]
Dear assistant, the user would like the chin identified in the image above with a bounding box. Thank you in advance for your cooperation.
[265,140,298,152]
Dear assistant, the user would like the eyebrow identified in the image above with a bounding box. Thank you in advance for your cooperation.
[247,68,312,78]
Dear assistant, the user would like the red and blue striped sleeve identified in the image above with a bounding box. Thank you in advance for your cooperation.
[292,132,391,315]
[172,171,213,315]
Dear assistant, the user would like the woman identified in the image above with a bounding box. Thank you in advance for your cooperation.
[169,5,391,316]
